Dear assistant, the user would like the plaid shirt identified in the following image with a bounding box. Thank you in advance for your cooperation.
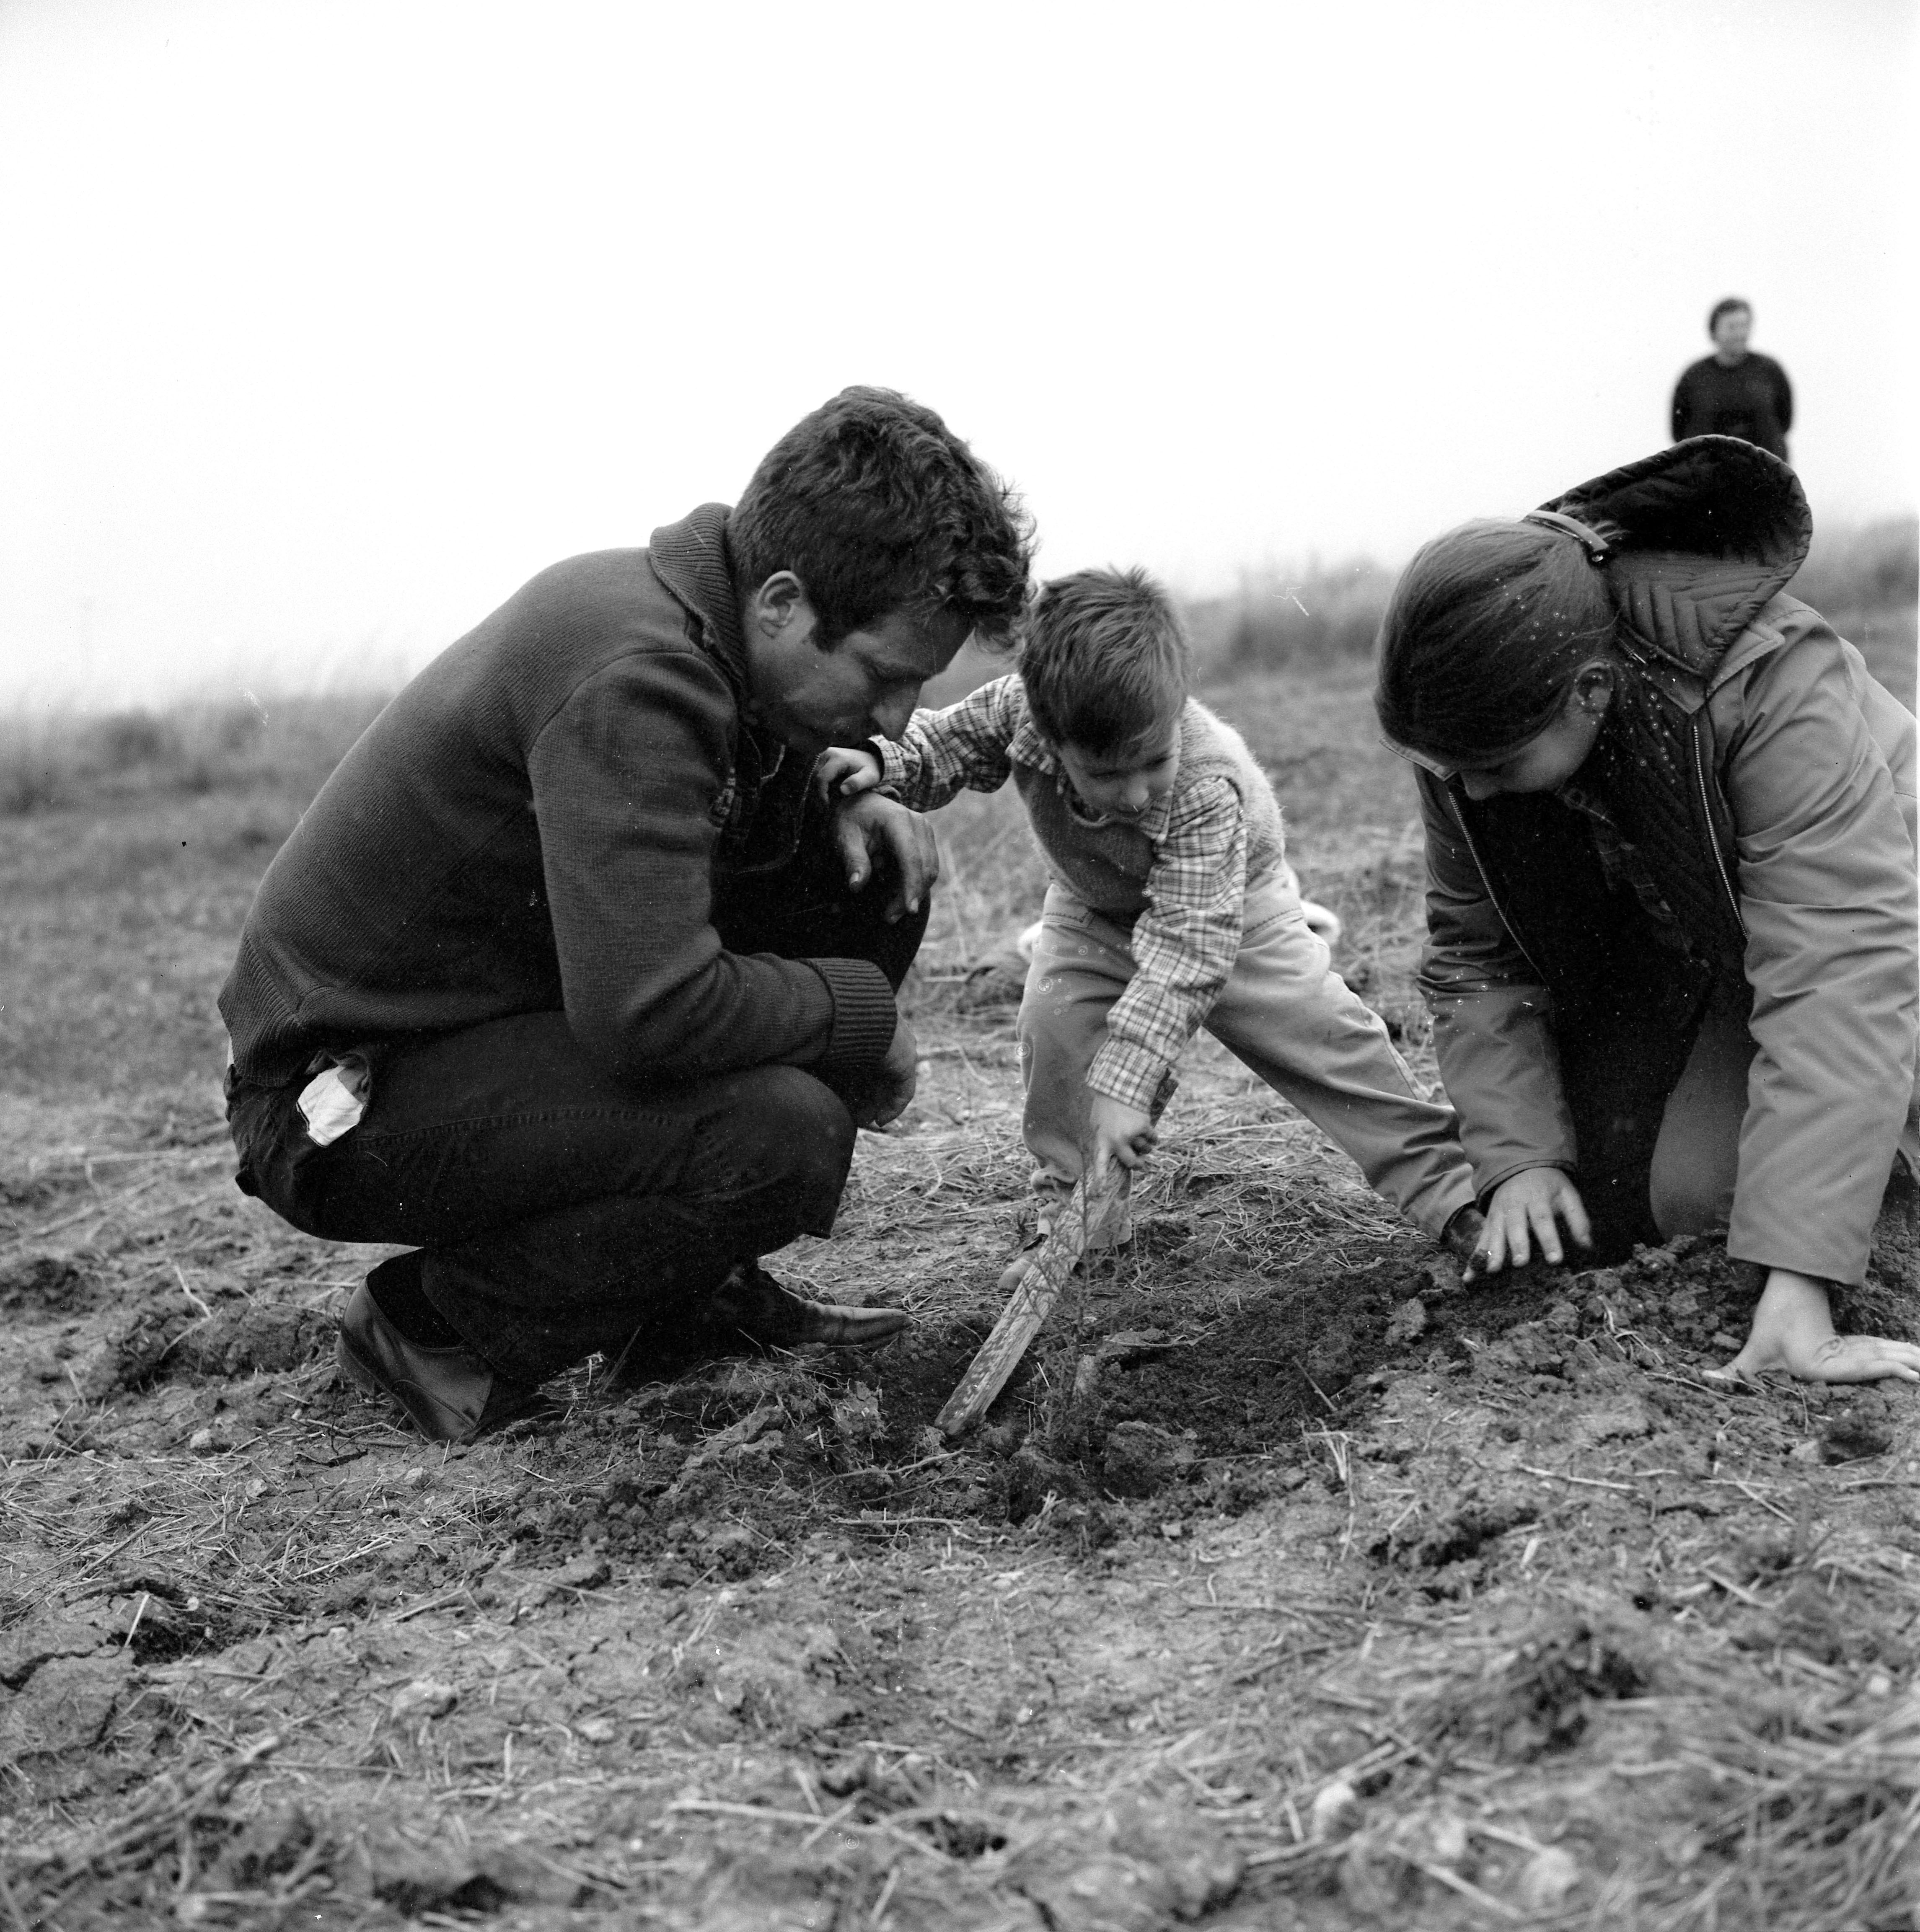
[875,675,1250,1113]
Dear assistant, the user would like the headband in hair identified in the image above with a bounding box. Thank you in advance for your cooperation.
[1521,509,1610,564]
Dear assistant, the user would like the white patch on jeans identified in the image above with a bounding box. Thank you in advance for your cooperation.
[298,1060,370,1148]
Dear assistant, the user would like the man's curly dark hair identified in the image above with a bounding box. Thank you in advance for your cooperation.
[730,387,1033,649]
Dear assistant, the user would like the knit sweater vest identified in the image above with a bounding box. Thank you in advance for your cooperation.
[1014,699,1286,916]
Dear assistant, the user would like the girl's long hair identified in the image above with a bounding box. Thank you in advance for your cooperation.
[1374,520,1618,763]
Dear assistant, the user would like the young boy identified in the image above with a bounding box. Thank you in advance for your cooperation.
[820,567,1484,1265]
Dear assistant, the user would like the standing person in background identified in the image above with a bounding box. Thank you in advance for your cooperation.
[1671,298,1793,461]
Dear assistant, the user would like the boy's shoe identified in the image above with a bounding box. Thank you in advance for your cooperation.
[1035,1199,1134,1253]
[997,1202,1136,1299]
[703,1262,909,1352]
[336,1282,550,1443]
[996,1232,1048,1298]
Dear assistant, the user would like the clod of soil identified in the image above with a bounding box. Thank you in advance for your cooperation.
[0,1253,101,1316]
[175,1303,334,1377]
[1100,1420,1199,1498]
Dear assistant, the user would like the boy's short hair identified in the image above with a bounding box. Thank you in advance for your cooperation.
[1707,296,1751,334]
[731,386,1033,650]
[1020,567,1190,753]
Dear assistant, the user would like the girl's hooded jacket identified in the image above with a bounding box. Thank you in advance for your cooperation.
[1415,438,1917,1285]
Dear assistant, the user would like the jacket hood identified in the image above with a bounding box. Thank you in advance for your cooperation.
[1540,437,1811,677]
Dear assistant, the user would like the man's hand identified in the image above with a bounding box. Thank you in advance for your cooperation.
[853,1017,919,1130]
[1477,1166,1591,1272]
[813,746,883,803]
[1715,1267,1920,1385]
[1088,1094,1156,1192]
[833,792,939,922]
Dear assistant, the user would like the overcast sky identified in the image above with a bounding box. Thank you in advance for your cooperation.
[1,0,1913,709]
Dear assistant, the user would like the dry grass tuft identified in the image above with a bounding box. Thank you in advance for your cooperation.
[0,692,388,819]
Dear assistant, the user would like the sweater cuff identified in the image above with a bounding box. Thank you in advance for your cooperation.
[806,957,898,1078]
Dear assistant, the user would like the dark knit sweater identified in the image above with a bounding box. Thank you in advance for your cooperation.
[1670,352,1793,459]
[219,507,898,1089]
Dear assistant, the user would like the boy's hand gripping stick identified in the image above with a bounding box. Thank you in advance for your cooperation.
[935,1178,1125,1438]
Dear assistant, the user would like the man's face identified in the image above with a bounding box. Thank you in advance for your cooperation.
[744,576,969,757]
[1712,306,1752,359]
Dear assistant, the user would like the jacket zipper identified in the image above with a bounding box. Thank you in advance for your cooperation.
[1690,723,1748,944]
[1451,792,1550,985]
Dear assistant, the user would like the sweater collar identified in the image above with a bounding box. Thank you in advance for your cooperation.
[647,503,748,691]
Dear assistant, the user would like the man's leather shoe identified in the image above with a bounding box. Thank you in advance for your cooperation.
[706,1263,909,1350]
[336,1282,549,1443]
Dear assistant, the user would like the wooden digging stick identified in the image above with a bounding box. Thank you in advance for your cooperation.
[935,1177,1124,1438]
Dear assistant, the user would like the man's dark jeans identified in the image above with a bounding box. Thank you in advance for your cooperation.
[227,827,926,1386]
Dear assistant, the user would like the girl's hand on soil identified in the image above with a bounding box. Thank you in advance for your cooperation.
[1478,1167,1591,1272]
[1088,1096,1155,1195]
[813,746,883,802]
[1716,1268,1920,1386]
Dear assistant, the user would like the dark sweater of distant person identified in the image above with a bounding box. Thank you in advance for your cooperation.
[1670,352,1793,460]
[219,507,898,1092]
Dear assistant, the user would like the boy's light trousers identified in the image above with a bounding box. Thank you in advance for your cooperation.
[1017,872,1476,1244]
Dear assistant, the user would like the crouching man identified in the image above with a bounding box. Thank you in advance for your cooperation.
[220,388,1032,1441]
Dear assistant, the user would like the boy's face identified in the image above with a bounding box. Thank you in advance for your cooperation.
[1056,711,1183,823]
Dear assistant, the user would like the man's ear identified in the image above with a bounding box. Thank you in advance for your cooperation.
[747,571,812,640]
